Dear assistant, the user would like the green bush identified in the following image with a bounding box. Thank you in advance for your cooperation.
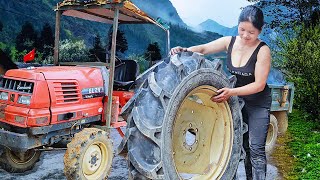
[127,54,148,73]
[59,39,89,62]
[276,24,320,121]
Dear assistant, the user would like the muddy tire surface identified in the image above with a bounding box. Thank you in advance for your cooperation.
[272,111,288,134]
[64,128,113,180]
[266,114,278,154]
[0,148,41,173]
[118,52,245,179]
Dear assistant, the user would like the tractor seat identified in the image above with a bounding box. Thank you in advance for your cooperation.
[113,80,134,90]
[113,60,139,91]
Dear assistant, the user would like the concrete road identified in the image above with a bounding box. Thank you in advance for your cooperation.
[0,129,279,180]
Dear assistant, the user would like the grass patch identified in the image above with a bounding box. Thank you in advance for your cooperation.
[285,110,320,179]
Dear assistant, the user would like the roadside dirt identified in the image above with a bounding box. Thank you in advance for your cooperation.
[0,129,280,180]
[269,132,296,180]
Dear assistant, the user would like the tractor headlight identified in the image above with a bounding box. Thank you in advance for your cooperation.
[18,95,31,105]
[0,92,8,100]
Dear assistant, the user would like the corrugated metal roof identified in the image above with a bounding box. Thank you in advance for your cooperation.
[56,0,166,30]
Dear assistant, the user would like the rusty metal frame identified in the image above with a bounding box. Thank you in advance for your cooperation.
[53,1,170,129]
[106,8,119,129]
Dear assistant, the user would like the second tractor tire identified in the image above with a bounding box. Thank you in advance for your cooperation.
[0,148,41,173]
[272,111,288,134]
[265,114,278,154]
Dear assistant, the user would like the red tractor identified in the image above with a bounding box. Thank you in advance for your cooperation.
[0,1,245,179]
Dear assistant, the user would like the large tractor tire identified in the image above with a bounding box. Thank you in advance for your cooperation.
[64,128,113,180]
[119,52,245,179]
[265,114,278,154]
[272,111,288,134]
[0,148,41,173]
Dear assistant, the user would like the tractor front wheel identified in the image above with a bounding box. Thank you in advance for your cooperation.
[64,128,113,180]
[0,148,41,173]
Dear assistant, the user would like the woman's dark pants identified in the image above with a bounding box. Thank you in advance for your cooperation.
[242,104,270,180]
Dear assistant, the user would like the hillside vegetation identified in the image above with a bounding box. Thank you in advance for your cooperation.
[0,0,222,62]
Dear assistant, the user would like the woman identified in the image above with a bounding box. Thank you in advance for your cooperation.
[170,5,271,180]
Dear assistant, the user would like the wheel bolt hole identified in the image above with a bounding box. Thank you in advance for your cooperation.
[185,128,196,146]
[90,156,97,164]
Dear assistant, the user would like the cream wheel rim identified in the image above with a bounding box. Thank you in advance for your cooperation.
[172,85,234,180]
[82,142,109,178]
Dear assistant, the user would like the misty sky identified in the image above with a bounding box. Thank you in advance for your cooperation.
[169,0,253,28]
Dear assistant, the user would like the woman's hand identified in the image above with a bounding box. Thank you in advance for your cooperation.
[211,87,234,103]
[170,46,188,55]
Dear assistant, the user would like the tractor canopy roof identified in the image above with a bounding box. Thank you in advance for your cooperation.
[56,0,167,30]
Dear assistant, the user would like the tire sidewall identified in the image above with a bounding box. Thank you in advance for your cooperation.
[272,111,288,134]
[2,148,41,173]
[64,128,113,180]
[161,69,242,180]
[266,114,278,154]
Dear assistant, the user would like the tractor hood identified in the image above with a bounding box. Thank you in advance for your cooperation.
[5,66,104,83]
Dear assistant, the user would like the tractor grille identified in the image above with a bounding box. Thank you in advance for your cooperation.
[0,78,34,93]
[54,82,80,103]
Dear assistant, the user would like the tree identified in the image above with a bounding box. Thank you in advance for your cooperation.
[0,21,3,32]
[89,34,106,62]
[276,24,320,121]
[59,39,89,62]
[0,49,18,72]
[144,42,162,67]
[107,27,128,57]
[246,1,320,120]
[309,9,320,27]
[39,23,54,58]
[15,21,38,52]
[247,0,320,29]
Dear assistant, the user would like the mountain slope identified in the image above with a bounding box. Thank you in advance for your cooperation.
[0,0,58,43]
[197,17,276,47]
[132,0,186,26]
[198,19,238,36]
[0,0,221,58]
